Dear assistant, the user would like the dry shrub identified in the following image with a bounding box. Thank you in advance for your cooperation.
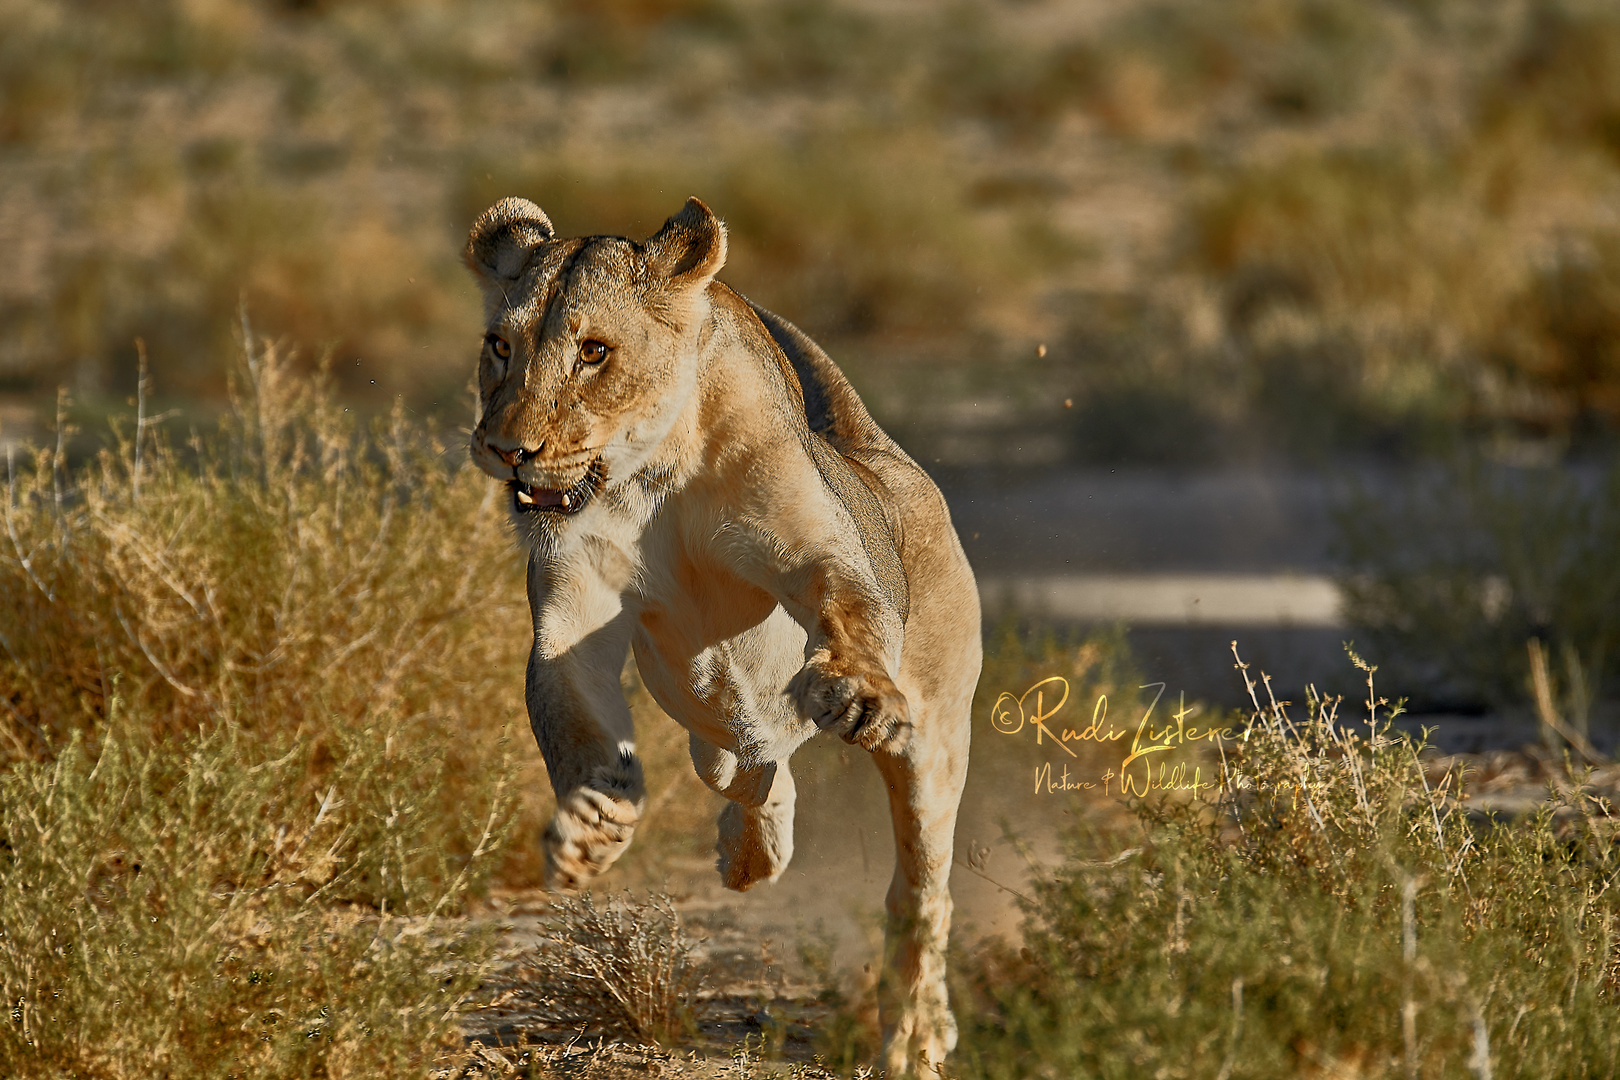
[1183,1,1620,447]
[0,326,530,903]
[0,313,732,894]
[0,0,1068,402]
[0,709,505,1078]
[529,891,706,1046]
[973,617,1145,729]
[1191,148,1499,428]
[1102,0,1390,126]
[0,328,728,1071]
[0,326,532,1073]
[458,127,1034,349]
[15,0,1620,463]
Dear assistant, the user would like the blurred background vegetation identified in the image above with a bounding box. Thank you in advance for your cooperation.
[8,4,1620,1069]
[2,0,1620,467]
[5,0,1620,801]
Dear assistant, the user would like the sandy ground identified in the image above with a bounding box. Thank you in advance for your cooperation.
[450,727,1619,1076]
[453,726,1123,1074]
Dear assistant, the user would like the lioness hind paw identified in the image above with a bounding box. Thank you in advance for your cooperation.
[714,800,793,892]
[884,1008,958,1077]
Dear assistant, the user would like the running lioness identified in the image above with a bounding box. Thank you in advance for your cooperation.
[465,195,980,1073]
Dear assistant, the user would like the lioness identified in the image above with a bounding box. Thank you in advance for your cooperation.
[464,196,980,1073]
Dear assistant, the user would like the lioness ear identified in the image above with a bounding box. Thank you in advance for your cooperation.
[643,197,727,289]
[465,197,555,284]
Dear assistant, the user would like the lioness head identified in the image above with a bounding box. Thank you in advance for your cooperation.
[464,196,727,521]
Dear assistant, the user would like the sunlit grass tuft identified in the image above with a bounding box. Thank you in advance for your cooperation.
[1,326,533,896]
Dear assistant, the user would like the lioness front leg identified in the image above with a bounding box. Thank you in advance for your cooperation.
[542,748,644,891]
[788,601,912,754]
[526,566,646,892]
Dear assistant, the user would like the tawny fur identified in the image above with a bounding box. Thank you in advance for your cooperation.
[464,196,981,1075]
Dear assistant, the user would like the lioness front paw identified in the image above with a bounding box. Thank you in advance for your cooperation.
[543,786,641,892]
[790,658,912,753]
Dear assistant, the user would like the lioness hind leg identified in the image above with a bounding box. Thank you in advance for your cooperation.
[689,736,797,891]
[715,767,795,891]
[873,703,970,1076]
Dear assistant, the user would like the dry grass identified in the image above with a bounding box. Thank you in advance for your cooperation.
[1,323,530,899]
[0,319,736,885]
[0,697,506,1077]
[0,328,531,1073]
[0,329,733,1073]
[523,892,707,1047]
[11,315,1620,1075]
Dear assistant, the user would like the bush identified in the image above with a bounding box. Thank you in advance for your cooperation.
[0,712,505,1078]
[0,328,550,1074]
[1335,458,1620,711]
[1103,0,1390,125]
[524,891,706,1046]
[0,328,530,901]
[456,125,1029,350]
[958,651,1620,1078]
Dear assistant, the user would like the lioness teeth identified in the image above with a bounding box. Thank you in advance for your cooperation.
[508,463,602,515]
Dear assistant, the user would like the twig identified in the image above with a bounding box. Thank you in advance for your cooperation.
[954,851,1034,905]
[134,338,147,504]
[52,386,68,526]
[1214,977,1243,1080]
[6,446,54,602]
[110,599,209,702]
[1232,642,1328,835]
[1402,874,1419,1080]
[1529,638,1605,767]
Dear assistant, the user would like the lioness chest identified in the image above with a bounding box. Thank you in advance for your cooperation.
[626,514,816,765]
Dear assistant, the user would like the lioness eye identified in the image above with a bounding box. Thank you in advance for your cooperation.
[487,334,511,361]
[579,340,609,365]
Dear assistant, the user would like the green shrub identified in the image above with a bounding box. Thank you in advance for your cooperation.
[958,653,1620,1077]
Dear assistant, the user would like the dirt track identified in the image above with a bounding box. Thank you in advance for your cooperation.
[452,723,1620,1076]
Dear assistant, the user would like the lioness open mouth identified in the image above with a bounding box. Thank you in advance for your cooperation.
[509,458,606,515]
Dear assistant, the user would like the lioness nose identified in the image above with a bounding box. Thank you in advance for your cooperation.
[492,445,529,468]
